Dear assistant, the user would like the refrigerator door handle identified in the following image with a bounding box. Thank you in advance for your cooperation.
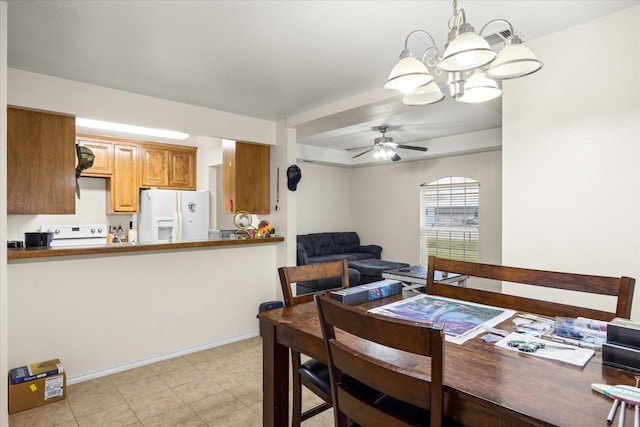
[174,191,183,241]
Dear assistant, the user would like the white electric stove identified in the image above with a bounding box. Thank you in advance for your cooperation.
[40,224,109,247]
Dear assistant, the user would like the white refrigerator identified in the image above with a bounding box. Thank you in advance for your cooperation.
[138,188,210,242]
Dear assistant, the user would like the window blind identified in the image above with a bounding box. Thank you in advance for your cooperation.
[420,177,479,263]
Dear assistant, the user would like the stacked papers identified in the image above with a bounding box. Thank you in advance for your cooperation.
[496,332,595,367]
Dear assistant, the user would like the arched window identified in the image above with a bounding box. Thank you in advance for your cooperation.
[420,177,479,263]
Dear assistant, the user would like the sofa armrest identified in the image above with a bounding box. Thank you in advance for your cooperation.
[358,244,382,259]
[296,243,308,265]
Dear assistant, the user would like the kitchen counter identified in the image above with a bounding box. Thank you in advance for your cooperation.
[7,236,284,260]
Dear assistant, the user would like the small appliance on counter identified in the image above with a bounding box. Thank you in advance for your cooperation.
[7,240,24,248]
[24,232,54,248]
[40,224,109,247]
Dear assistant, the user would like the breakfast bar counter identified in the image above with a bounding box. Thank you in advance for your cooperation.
[7,236,284,260]
[7,235,284,384]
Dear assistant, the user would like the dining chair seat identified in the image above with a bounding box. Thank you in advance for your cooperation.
[299,358,331,397]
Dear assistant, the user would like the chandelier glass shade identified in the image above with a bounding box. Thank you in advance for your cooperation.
[459,70,502,103]
[384,50,434,92]
[402,82,445,106]
[386,1,542,106]
[486,35,543,79]
[439,30,496,72]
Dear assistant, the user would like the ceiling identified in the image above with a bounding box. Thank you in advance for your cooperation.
[6,0,638,165]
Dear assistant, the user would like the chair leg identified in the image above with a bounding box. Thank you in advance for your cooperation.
[291,351,303,427]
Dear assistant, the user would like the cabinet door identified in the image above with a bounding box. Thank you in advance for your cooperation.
[109,143,139,213]
[78,138,113,177]
[169,147,196,189]
[8,107,76,214]
[140,145,169,187]
[223,141,270,214]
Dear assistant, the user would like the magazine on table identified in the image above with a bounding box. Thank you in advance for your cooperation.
[368,294,515,344]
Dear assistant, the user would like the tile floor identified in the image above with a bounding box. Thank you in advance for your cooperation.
[9,336,335,426]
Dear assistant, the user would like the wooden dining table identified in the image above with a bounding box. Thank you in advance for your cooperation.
[259,290,637,427]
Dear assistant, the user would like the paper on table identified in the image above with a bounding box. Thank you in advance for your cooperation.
[495,332,595,367]
[369,294,516,345]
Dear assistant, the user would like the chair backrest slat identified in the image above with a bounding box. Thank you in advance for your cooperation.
[278,260,350,307]
[427,256,635,321]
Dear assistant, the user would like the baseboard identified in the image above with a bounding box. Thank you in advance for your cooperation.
[67,331,260,385]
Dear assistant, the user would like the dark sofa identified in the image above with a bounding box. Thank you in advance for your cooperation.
[295,232,382,294]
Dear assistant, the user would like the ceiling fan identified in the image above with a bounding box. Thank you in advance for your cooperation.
[348,126,428,162]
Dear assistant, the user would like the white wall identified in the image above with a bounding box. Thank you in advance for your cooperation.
[295,162,353,234]
[295,149,502,266]
[351,150,502,266]
[503,6,640,318]
[8,69,276,145]
[8,244,278,382]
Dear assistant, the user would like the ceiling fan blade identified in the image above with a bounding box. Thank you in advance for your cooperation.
[346,145,374,152]
[395,144,428,152]
[352,148,374,159]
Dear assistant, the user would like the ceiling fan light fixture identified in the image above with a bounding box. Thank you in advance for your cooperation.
[373,146,396,160]
[385,49,434,93]
[459,70,502,103]
[486,35,543,80]
[403,82,445,106]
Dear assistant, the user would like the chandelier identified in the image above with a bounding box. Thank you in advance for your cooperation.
[385,0,543,105]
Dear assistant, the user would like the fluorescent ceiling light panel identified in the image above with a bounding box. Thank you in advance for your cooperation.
[76,118,189,140]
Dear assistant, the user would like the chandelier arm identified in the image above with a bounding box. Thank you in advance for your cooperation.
[404,30,441,69]
[419,46,440,69]
[478,18,515,38]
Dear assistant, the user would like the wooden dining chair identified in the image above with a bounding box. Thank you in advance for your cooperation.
[426,255,636,321]
[316,293,447,427]
[277,260,351,426]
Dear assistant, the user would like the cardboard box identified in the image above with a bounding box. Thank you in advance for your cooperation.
[8,372,66,414]
[330,279,402,306]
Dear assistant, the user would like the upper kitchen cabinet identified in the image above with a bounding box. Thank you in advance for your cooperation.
[8,106,76,214]
[223,140,270,214]
[140,143,196,190]
[77,135,113,177]
[109,142,139,213]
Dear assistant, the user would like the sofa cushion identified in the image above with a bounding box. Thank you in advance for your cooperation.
[296,243,308,266]
[308,254,360,264]
[309,233,338,257]
[297,235,315,257]
[344,252,378,261]
[332,232,360,253]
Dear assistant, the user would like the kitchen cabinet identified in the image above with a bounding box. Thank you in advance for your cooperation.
[7,106,76,214]
[77,135,113,177]
[109,142,139,213]
[223,140,270,214]
[169,147,196,189]
[140,143,196,190]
